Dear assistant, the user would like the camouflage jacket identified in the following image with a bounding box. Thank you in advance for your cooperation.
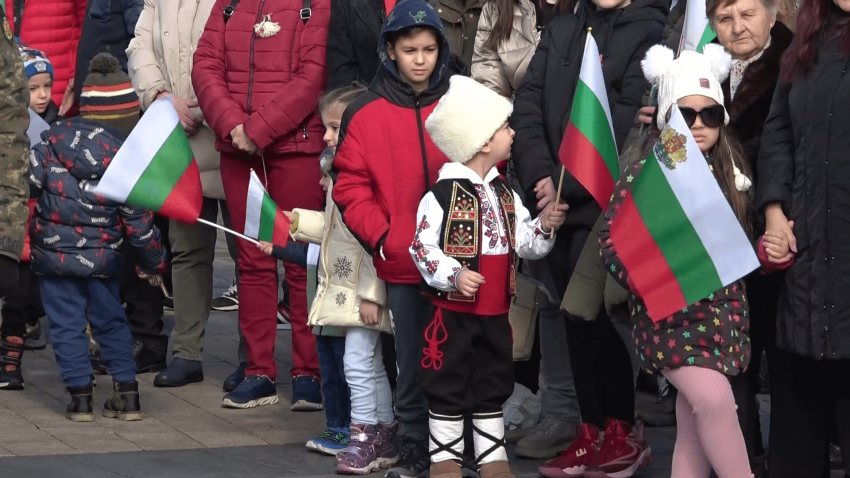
[28,118,166,278]
[0,12,31,262]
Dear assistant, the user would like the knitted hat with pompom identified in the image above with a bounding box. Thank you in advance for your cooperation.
[79,53,140,138]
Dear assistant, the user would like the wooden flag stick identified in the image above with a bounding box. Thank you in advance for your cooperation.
[196,218,260,245]
[555,165,566,207]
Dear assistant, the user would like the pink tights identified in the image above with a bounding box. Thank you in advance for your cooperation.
[661,367,753,478]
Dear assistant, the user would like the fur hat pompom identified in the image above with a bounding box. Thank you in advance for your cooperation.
[89,53,122,75]
[702,44,733,83]
[641,45,675,85]
[425,76,513,164]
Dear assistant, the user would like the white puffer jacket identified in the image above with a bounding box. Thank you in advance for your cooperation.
[126,0,223,199]
[294,183,392,333]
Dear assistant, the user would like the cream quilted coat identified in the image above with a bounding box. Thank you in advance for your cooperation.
[126,0,224,199]
[471,0,540,98]
[294,184,392,333]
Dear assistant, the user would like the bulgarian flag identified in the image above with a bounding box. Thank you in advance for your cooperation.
[679,0,717,54]
[609,107,759,322]
[558,32,619,209]
[244,170,290,247]
[95,98,203,223]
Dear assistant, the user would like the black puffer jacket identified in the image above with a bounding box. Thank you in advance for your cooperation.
[755,39,850,360]
[511,0,666,227]
[28,117,166,279]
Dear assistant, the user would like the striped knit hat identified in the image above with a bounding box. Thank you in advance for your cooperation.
[79,53,140,138]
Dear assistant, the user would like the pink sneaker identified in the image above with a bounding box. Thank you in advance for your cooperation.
[336,424,381,475]
[538,423,601,478]
[584,419,652,478]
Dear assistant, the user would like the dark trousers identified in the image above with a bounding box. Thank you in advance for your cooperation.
[41,276,136,388]
[420,309,514,416]
[768,349,850,478]
[0,262,43,337]
[564,311,635,429]
[513,319,542,393]
[317,335,350,429]
[120,215,170,349]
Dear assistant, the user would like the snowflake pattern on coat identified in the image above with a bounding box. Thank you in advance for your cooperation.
[335,292,347,306]
[599,159,751,376]
[333,256,353,279]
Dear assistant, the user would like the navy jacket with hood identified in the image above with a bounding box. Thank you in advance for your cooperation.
[332,0,457,285]
[28,117,166,279]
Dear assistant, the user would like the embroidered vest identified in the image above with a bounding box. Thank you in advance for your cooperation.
[422,176,518,304]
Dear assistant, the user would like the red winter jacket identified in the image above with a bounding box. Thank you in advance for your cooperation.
[333,68,452,285]
[192,0,328,157]
[8,0,87,106]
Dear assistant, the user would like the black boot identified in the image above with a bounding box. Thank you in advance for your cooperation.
[133,339,167,374]
[103,381,142,421]
[153,357,203,387]
[0,338,25,390]
[67,383,94,422]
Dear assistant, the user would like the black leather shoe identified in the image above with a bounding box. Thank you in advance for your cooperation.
[153,357,203,387]
[134,340,167,374]
[223,362,248,392]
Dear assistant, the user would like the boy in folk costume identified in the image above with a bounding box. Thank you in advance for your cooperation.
[410,76,567,478]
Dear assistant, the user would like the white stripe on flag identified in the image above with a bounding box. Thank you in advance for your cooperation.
[307,243,320,266]
[245,170,266,238]
[578,34,617,146]
[680,0,710,53]
[94,98,180,202]
[658,108,759,286]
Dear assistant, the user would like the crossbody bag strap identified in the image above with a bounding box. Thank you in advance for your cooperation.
[223,0,240,24]
[300,0,311,24]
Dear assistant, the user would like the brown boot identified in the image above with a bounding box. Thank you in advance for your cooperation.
[479,461,514,478]
[429,460,462,478]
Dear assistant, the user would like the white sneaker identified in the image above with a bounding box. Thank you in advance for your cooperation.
[504,383,541,442]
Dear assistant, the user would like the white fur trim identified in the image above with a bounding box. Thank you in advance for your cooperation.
[425,76,513,164]
[703,44,733,83]
[641,45,675,85]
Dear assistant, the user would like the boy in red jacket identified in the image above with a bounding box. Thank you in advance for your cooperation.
[331,0,452,476]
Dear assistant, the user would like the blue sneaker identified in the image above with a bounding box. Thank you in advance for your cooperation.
[221,375,279,409]
[306,427,349,456]
[291,375,323,411]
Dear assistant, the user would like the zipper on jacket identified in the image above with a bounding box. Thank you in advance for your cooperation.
[414,96,431,190]
[303,125,309,140]
[246,0,267,114]
[289,26,298,81]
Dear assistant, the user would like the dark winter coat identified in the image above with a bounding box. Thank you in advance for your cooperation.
[27,118,166,279]
[435,0,484,74]
[332,0,452,285]
[73,0,144,104]
[511,0,666,227]
[755,39,850,360]
[193,0,329,157]
[510,0,665,296]
[600,159,751,375]
[326,0,385,90]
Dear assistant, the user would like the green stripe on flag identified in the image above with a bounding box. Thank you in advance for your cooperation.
[571,81,620,180]
[632,156,722,304]
[126,126,193,209]
[696,25,717,53]
[259,193,278,242]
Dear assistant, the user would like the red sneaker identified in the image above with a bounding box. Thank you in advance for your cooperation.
[584,419,652,478]
[537,423,601,478]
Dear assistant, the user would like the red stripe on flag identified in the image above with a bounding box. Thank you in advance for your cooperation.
[559,123,616,209]
[610,193,687,322]
[271,208,290,248]
[159,159,203,223]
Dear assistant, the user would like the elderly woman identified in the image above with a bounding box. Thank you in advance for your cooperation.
[756,0,850,474]
[127,0,248,390]
[705,0,793,471]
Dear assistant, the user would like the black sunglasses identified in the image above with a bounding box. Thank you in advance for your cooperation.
[679,105,725,129]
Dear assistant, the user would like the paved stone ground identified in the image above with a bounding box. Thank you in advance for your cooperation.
[0,231,840,477]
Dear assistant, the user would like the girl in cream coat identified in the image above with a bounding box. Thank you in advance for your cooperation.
[126,0,243,389]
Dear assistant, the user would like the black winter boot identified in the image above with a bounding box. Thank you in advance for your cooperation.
[67,383,94,422]
[103,381,142,421]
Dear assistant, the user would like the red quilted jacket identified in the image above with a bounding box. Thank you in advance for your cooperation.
[8,0,87,106]
[192,0,328,156]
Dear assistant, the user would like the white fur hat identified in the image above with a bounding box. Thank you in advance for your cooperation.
[425,75,513,164]
[641,44,733,130]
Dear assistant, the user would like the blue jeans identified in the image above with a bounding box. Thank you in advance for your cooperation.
[41,276,136,388]
[317,335,350,429]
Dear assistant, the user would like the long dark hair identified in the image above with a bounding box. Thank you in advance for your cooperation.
[781,0,850,83]
[484,0,517,51]
[640,125,752,236]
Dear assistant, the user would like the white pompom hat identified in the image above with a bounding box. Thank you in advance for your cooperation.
[425,75,513,164]
[641,43,732,130]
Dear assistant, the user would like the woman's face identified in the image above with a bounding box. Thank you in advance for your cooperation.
[28,73,52,114]
[835,0,850,12]
[712,0,776,61]
[592,0,632,10]
[677,95,721,153]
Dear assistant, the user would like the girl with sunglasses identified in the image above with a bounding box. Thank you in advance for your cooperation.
[599,44,793,478]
